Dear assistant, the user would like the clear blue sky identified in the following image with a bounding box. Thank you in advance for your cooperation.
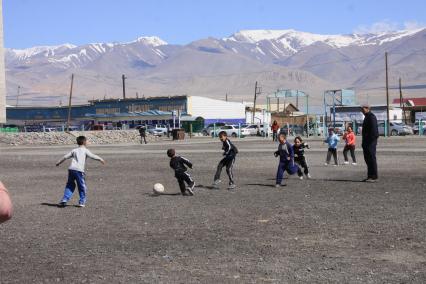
[4,0,426,49]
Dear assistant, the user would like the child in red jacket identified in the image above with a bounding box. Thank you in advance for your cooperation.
[343,126,357,165]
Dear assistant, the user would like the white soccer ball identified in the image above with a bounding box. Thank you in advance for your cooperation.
[153,183,165,194]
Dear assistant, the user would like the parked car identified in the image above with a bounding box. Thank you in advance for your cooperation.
[147,125,167,136]
[412,121,426,134]
[327,122,345,135]
[202,122,226,136]
[242,124,267,136]
[279,124,304,136]
[378,122,413,136]
[211,125,250,137]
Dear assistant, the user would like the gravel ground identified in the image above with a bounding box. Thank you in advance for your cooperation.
[0,137,426,283]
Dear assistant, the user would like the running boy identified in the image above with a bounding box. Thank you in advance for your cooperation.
[213,131,238,190]
[342,126,357,165]
[324,128,340,166]
[56,136,105,207]
[167,148,195,196]
[293,136,311,179]
[274,133,301,187]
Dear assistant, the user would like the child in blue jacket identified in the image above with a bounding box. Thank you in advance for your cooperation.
[274,133,301,187]
[324,128,340,166]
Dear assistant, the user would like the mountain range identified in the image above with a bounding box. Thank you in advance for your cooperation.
[5,28,426,107]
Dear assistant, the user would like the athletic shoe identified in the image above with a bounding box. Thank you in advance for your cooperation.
[212,179,221,188]
[186,184,194,195]
[299,176,304,180]
[275,184,281,188]
[333,164,338,167]
[352,162,357,166]
[306,173,312,179]
[364,178,377,183]
[58,202,66,208]
[77,203,85,208]
[344,161,349,165]
[228,183,236,190]
[324,163,329,166]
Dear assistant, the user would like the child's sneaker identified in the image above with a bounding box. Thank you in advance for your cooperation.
[333,164,338,167]
[352,162,357,166]
[212,179,221,188]
[228,183,236,190]
[186,184,195,195]
[77,203,85,208]
[306,173,312,179]
[324,163,329,166]
[58,201,67,208]
[344,161,349,165]
[275,184,281,188]
[299,175,304,180]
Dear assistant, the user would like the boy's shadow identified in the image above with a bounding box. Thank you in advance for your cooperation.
[144,192,182,197]
[246,183,285,188]
[313,178,365,183]
[41,202,82,208]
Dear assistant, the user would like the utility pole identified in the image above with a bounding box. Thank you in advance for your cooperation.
[385,52,390,137]
[66,74,74,132]
[15,85,20,107]
[399,77,406,124]
[252,81,261,124]
[122,74,127,100]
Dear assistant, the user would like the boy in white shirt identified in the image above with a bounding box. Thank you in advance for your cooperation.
[56,136,105,207]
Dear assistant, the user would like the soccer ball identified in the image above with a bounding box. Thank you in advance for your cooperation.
[153,183,165,194]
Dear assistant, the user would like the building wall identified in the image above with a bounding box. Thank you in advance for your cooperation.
[334,106,403,122]
[0,0,6,123]
[188,96,245,120]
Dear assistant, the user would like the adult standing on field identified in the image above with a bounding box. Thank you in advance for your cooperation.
[361,104,379,182]
[271,120,280,142]
[0,181,12,224]
[139,126,147,144]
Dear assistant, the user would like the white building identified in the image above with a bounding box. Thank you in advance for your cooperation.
[333,105,403,122]
[187,96,246,125]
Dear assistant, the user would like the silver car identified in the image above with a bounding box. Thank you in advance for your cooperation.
[378,122,413,136]
[211,125,250,137]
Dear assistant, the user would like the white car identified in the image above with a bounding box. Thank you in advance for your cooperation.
[211,125,250,137]
[378,122,413,136]
[242,124,261,136]
[147,125,168,135]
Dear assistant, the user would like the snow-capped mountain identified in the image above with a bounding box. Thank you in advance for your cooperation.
[5,28,426,106]
[225,29,424,49]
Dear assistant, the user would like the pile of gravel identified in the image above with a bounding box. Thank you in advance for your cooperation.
[0,130,159,146]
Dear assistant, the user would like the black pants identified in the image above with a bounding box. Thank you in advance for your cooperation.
[176,172,194,194]
[326,148,338,165]
[362,141,378,179]
[272,131,278,142]
[140,135,147,144]
[343,145,356,162]
[214,155,235,185]
[295,156,309,175]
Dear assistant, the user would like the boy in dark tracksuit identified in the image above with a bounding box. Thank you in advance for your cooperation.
[293,136,311,179]
[274,133,300,187]
[213,131,238,190]
[167,149,195,196]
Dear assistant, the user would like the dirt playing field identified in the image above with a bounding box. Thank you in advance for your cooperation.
[1,137,426,283]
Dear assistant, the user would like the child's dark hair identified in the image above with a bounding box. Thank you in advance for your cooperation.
[279,133,286,139]
[76,136,86,145]
[294,136,303,143]
[218,131,227,138]
[167,148,176,157]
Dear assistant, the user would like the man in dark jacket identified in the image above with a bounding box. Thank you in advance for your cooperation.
[139,126,147,144]
[361,105,379,182]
